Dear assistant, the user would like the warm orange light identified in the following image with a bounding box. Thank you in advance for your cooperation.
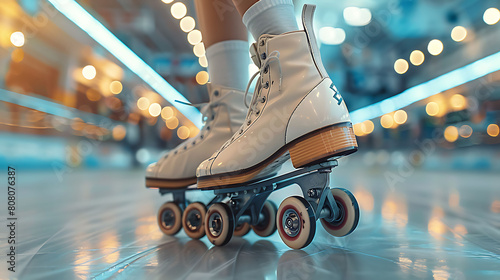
[361,120,374,134]
[137,97,150,110]
[110,81,123,94]
[177,126,190,139]
[381,114,394,129]
[444,126,458,142]
[11,49,24,62]
[166,117,179,129]
[487,124,499,137]
[450,94,467,110]
[426,102,439,116]
[161,106,175,120]
[353,123,364,137]
[196,71,209,85]
[112,125,126,141]
[394,110,408,124]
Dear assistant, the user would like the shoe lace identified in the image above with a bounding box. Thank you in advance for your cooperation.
[161,100,219,156]
[244,51,282,119]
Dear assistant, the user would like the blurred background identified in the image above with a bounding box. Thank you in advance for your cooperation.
[1,1,500,279]
[1,0,499,171]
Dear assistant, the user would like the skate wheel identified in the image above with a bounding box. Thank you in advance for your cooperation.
[157,202,182,235]
[205,203,235,246]
[252,200,277,237]
[277,196,316,249]
[321,188,359,237]
[234,222,251,237]
[182,202,207,239]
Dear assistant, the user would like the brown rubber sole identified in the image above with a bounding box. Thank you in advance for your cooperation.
[145,177,197,189]
[197,123,358,189]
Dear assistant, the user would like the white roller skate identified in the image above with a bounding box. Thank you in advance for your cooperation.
[199,5,360,249]
[145,84,246,239]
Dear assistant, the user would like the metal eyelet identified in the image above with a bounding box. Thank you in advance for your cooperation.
[261,96,266,103]
[211,115,215,120]
[239,129,243,134]
[247,119,251,125]
[214,90,219,97]
[206,126,210,131]
[260,40,265,46]
[264,82,269,89]
[184,146,187,150]
[264,66,269,74]
[255,109,260,115]
[261,53,267,60]
[200,135,204,140]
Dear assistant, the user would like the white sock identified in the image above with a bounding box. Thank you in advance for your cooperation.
[206,40,249,91]
[242,0,298,40]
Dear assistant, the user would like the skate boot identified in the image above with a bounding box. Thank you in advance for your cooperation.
[196,5,358,189]
[146,84,246,238]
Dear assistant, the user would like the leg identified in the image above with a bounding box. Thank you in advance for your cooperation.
[231,0,259,17]
[194,0,247,48]
[194,0,249,90]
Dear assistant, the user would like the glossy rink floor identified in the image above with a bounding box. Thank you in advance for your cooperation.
[2,155,500,280]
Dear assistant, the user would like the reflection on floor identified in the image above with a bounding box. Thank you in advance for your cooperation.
[2,156,500,279]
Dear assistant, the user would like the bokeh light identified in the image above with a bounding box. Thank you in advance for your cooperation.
[112,125,126,141]
[166,117,179,129]
[177,126,190,139]
[161,0,174,3]
[82,65,97,80]
[451,26,467,42]
[11,48,24,63]
[198,56,208,68]
[137,97,150,110]
[381,114,394,129]
[193,43,205,57]
[428,39,443,56]
[196,71,209,85]
[149,103,162,117]
[180,16,195,32]
[483,8,500,25]
[318,27,346,45]
[410,50,425,66]
[426,102,439,116]
[459,125,473,138]
[161,106,174,120]
[109,81,123,94]
[450,94,467,110]
[187,30,202,45]
[86,89,101,102]
[394,59,409,74]
[487,124,499,137]
[10,31,25,47]
[343,7,372,26]
[444,126,459,142]
[171,2,187,19]
[361,120,375,135]
[394,110,408,124]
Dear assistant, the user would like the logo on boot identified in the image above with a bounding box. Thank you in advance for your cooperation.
[330,83,343,105]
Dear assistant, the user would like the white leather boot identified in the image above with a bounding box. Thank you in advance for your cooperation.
[146,84,246,188]
[196,5,358,189]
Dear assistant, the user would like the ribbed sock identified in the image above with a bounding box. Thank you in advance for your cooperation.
[206,40,249,91]
[242,0,298,40]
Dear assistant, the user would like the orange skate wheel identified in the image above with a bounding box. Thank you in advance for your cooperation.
[157,202,183,235]
[182,202,207,239]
